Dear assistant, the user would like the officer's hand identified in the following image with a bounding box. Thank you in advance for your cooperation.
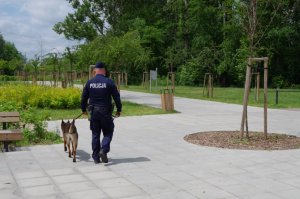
[115,112,121,118]
[82,112,88,115]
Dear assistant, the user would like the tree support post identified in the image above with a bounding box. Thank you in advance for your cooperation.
[142,72,149,88]
[167,72,175,91]
[252,72,260,102]
[263,58,268,139]
[203,73,213,98]
[240,57,268,139]
[240,59,252,139]
[89,65,95,80]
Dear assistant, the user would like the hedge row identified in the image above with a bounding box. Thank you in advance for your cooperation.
[0,84,81,109]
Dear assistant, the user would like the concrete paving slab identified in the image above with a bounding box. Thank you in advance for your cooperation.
[17,177,52,188]
[1,90,300,198]
[151,190,198,199]
[94,177,133,188]
[52,174,86,184]
[22,185,57,197]
[84,171,119,181]
[14,171,45,180]
[46,168,76,176]
[102,185,144,198]
[0,188,21,199]
[57,181,97,194]
[77,165,109,173]
[275,188,300,199]
[65,189,109,199]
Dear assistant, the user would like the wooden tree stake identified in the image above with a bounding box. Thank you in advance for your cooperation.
[203,73,214,98]
[240,57,268,139]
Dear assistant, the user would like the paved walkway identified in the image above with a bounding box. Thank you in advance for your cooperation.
[1,90,300,199]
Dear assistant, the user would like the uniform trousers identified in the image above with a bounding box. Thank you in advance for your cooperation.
[90,106,114,161]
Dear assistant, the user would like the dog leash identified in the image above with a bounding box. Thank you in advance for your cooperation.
[73,112,118,121]
[74,113,83,120]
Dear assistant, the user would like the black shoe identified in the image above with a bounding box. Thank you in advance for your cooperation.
[100,150,108,163]
[94,159,101,164]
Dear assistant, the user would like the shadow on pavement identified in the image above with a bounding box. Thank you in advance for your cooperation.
[76,149,92,162]
[105,157,151,166]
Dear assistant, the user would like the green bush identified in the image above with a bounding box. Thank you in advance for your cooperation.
[21,107,49,140]
[0,75,17,81]
[20,107,61,144]
[0,84,75,146]
[179,60,202,86]
[0,84,81,109]
[0,101,21,112]
[272,75,289,88]
[0,101,61,145]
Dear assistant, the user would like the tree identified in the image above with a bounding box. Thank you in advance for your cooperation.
[0,34,5,59]
[75,31,151,83]
[55,0,300,86]
[53,0,106,41]
[0,34,24,76]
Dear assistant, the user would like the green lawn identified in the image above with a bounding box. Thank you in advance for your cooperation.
[121,85,300,109]
[39,101,174,121]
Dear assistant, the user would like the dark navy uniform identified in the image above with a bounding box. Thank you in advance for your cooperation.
[81,74,122,162]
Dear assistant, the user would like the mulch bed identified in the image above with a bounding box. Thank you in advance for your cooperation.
[184,131,300,150]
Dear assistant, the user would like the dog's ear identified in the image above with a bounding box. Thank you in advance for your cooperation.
[72,119,75,124]
[67,120,70,123]
[61,120,64,124]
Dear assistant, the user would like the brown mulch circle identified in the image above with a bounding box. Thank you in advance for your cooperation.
[184,131,300,150]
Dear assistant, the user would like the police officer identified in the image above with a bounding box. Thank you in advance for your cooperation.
[81,62,122,164]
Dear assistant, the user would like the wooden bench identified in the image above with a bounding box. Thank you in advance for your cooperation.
[0,112,22,152]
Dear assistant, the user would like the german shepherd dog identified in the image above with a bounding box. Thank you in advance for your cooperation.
[61,120,78,162]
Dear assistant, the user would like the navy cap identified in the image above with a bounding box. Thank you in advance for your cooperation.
[95,62,105,69]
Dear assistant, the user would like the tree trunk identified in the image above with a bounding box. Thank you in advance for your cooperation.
[248,0,257,56]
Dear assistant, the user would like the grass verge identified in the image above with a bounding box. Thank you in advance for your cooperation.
[121,85,300,109]
[37,101,175,121]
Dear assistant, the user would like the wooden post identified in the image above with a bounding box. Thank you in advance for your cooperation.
[167,72,175,91]
[64,71,68,87]
[110,72,121,91]
[240,57,268,139]
[208,74,212,98]
[203,73,213,98]
[211,75,214,98]
[89,65,95,80]
[252,72,260,102]
[161,90,166,111]
[117,72,121,91]
[32,72,37,85]
[142,72,148,87]
[263,58,268,139]
[256,72,260,102]
[25,71,28,82]
[125,72,128,87]
[203,74,207,96]
[240,59,252,139]
[121,72,124,85]
[43,70,46,86]
[166,74,169,88]
[74,71,77,82]
[171,72,175,91]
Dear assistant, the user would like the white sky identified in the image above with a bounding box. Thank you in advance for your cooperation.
[0,0,81,59]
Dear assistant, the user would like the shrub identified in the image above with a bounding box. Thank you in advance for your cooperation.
[0,101,61,145]
[179,60,202,86]
[0,84,79,146]
[0,84,81,109]
[0,75,17,81]
[272,75,289,88]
